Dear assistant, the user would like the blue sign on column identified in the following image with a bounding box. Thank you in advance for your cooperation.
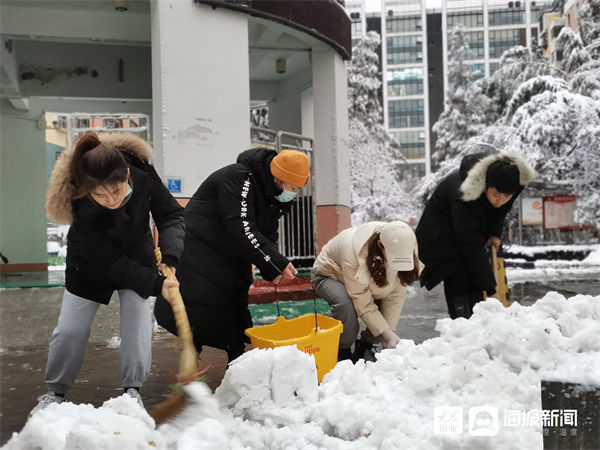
[167,177,182,194]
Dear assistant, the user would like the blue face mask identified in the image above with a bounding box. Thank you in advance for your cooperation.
[275,188,296,203]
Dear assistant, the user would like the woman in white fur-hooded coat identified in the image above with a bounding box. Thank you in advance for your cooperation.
[415,151,535,319]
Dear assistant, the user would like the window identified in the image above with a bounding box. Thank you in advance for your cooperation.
[388,99,424,128]
[488,9,525,26]
[351,21,363,35]
[386,36,423,65]
[447,12,483,29]
[448,31,484,59]
[392,130,426,159]
[386,15,422,33]
[489,29,525,58]
[489,62,501,74]
[470,63,485,81]
[387,68,424,96]
[551,25,563,38]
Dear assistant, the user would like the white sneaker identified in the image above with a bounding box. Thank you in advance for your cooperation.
[125,388,144,408]
[29,391,66,417]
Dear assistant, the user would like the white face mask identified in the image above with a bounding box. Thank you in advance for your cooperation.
[275,188,296,203]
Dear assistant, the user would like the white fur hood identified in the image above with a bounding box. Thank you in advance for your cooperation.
[45,133,153,224]
[459,153,536,202]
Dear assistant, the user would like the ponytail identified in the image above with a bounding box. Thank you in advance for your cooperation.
[70,133,128,199]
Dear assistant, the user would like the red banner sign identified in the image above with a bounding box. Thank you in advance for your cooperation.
[543,195,577,230]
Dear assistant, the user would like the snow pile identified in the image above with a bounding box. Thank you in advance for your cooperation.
[6,293,599,449]
[583,248,600,265]
[6,395,161,449]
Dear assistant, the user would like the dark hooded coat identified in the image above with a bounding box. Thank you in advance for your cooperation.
[154,148,292,354]
[45,133,185,304]
[416,152,536,295]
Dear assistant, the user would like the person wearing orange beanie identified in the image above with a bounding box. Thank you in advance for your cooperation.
[155,147,310,362]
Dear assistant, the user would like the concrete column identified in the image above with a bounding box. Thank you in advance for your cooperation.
[311,47,351,250]
[151,1,250,196]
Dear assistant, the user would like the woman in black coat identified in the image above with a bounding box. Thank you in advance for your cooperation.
[416,151,535,319]
[155,147,310,362]
[33,132,184,414]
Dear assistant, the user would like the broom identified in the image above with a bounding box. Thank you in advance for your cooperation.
[149,244,202,424]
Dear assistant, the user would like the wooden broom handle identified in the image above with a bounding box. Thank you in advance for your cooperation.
[491,246,499,285]
[154,246,198,381]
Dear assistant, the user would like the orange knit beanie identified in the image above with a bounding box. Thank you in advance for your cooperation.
[270,150,310,187]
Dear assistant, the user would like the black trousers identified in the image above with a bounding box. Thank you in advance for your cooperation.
[442,259,484,319]
[154,290,250,363]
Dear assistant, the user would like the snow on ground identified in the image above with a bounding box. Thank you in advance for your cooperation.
[505,247,600,283]
[506,261,600,283]
[5,292,599,450]
[505,244,600,257]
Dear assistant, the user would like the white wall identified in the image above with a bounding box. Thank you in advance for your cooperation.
[0,1,150,44]
[16,40,152,99]
[301,87,314,140]
[151,1,251,197]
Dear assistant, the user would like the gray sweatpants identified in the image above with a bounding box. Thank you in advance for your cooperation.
[311,273,377,349]
[45,289,153,394]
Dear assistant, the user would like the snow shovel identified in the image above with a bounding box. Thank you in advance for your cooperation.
[148,244,203,424]
[490,247,510,307]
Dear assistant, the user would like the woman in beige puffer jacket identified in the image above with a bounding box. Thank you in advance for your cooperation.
[311,221,422,362]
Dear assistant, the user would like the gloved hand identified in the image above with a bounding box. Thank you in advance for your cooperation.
[379,329,400,349]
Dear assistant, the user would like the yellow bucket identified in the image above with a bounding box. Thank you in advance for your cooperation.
[245,314,343,382]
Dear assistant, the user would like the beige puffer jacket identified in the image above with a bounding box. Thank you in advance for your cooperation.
[313,221,419,337]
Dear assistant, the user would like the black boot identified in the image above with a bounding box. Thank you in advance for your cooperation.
[337,347,353,362]
[447,295,472,319]
[353,340,376,362]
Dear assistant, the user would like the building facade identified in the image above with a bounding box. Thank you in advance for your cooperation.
[345,0,550,181]
[382,0,431,179]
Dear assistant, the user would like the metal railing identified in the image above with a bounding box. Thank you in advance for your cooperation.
[251,127,316,269]
[55,113,151,148]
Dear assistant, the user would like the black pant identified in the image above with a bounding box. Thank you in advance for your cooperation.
[154,293,249,363]
[442,260,484,319]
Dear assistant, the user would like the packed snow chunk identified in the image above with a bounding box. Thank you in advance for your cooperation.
[5,394,160,450]
[215,345,318,425]
[175,418,230,450]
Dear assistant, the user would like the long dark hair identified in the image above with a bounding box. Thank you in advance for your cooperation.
[70,133,128,199]
[366,233,421,288]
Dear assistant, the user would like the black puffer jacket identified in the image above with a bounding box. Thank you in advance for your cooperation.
[179,147,291,292]
[416,152,536,294]
[46,133,185,304]
[157,148,292,353]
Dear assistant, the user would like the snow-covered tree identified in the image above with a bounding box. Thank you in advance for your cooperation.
[579,0,600,59]
[554,27,591,74]
[347,32,414,224]
[570,59,600,99]
[477,46,557,121]
[507,87,600,225]
[432,26,493,168]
